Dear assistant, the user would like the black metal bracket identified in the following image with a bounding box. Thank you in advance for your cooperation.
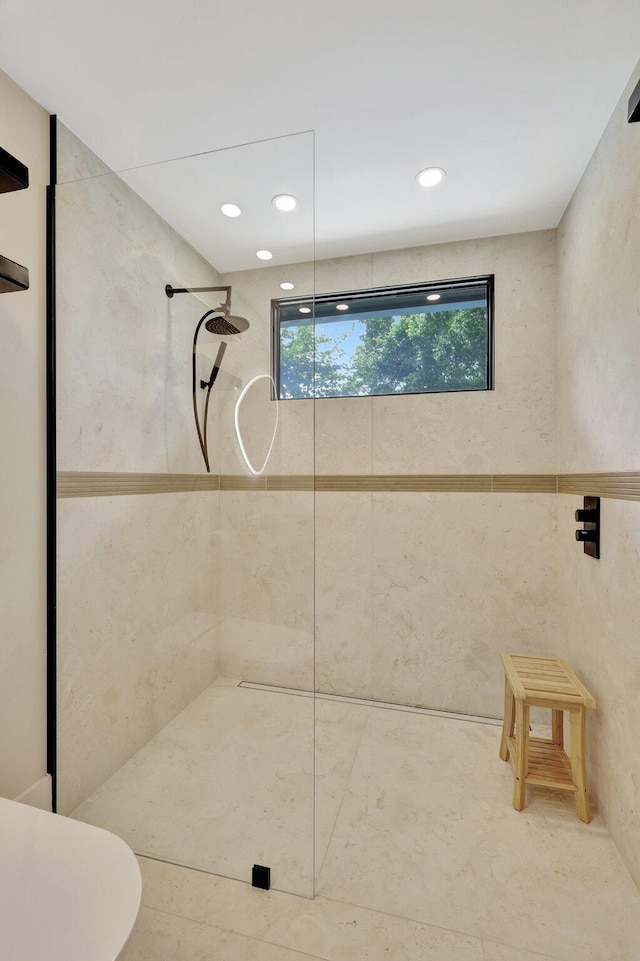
[628,77,640,123]
[166,283,231,305]
[252,864,271,890]
[0,145,29,193]
[0,253,29,293]
[0,146,30,293]
[575,496,600,559]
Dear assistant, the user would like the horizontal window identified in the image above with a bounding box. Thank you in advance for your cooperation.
[272,275,494,399]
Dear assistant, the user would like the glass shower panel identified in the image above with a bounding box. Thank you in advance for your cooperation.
[54,121,315,897]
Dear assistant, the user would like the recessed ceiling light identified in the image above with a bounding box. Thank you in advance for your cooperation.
[299,306,311,314]
[221,203,241,217]
[280,282,295,290]
[427,293,441,301]
[416,166,446,187]
[336,303,349,311]
[256,250,273,260]
[272,194,298,212]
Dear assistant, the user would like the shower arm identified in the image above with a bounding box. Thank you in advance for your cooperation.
[166,284,232,315]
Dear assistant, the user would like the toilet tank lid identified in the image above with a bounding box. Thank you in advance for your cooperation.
[0,797,141,961]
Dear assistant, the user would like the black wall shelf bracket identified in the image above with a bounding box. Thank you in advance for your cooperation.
[0,253,29,293]
[0,146,29,193]
[575,496,600,559]
[1,144,30,293]
[628,77,640,123]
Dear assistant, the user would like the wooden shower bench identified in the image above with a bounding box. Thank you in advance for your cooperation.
[499,653,596,822]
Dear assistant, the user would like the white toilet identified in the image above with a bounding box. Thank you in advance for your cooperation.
[0,797,141,961]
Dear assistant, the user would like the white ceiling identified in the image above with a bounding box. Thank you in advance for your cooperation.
[1,0,639,271]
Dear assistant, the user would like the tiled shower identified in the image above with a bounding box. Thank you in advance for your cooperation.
[52,59,640,941]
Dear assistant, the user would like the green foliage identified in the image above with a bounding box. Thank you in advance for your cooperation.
[347,307,487,395]
[279,307,488,398]
[279,321,353,399]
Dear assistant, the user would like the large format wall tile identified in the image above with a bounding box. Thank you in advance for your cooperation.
[216,231,558,717]
[55,124,230,810]
[223,229,557,477]
[371,230,557,474]
[370,493,557,716]
[556,60,640,886]
[314,493,373,698]
[216,491,315,691]
[57,492,222,814]
[56,123,222,476]
[315,398,372,474]
[557,496,640,886]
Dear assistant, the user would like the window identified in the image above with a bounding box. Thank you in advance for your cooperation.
[272,275,494,399]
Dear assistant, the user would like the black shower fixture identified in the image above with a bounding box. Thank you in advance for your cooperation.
[165,283,250,472]
[575,496,600,559]
[165,284,250,334]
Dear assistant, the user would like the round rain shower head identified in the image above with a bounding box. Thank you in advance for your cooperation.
[204,314,250,336]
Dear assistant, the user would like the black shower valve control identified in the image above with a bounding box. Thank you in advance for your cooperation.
[575,496,600,560]
[575,529,596,543]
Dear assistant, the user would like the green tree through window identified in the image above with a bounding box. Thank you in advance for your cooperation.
[276,279,493,399]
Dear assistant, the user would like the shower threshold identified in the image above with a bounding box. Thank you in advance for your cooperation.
[238,681,502,726]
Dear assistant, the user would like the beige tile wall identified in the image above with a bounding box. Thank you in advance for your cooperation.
[56,124,224,475]
[219,230,559,715]
[56,491,222,814]
[56,125,226,811]
[556,60,640,885]
[215,491,315,691]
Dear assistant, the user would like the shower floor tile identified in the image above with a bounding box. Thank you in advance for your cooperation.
[74,681,640,961]
[317,706,640,961]
[120,905,323,961]
[71,680,369,897]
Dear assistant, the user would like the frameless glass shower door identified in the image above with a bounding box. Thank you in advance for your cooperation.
[54,122,316,897]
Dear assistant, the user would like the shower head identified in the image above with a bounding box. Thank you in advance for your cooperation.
[205,314,250,336]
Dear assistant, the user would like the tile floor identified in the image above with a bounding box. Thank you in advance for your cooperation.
[72,680,640,960]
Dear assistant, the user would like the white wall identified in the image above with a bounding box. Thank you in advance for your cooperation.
[556,60,640,885]
[0,68,49,804]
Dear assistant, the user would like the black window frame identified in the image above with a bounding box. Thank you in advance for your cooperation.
[271,274,495,401]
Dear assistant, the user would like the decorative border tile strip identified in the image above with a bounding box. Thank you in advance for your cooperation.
[493,474,558,493]
[57,471,640,499]
[266,475,314,491]
[219,474,266,491]
[558,472,640,501]
[56,471,220,498]
[58,471,560,497]
[315,474,492,492]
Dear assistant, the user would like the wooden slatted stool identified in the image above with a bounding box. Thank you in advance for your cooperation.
[499,653,596,822]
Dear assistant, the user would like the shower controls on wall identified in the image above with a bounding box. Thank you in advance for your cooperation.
[252,864,271,890]
[0,146,30,293]
[575,496,600,559]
